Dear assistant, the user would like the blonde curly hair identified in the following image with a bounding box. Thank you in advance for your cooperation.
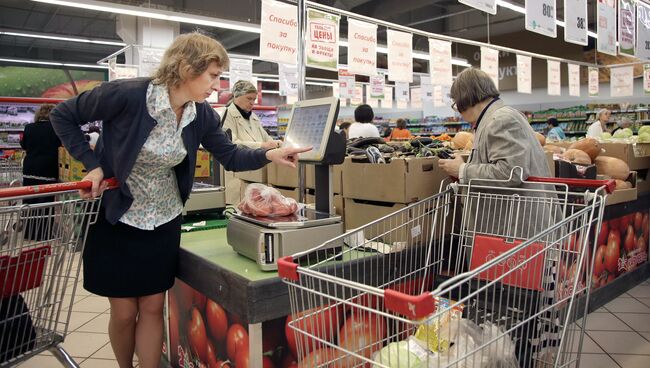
[152,32,229,88]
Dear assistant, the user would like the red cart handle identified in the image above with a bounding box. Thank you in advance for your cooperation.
[526,176,616,194]
[0,178,119,198]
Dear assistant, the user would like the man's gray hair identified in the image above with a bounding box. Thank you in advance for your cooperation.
[449,68,500,112]
[619,116,633,128]
[231,80,257,98]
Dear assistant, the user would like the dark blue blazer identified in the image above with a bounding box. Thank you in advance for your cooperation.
[50,78,269,224]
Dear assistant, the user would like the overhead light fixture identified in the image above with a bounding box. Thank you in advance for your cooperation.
[261,89,280,94]
[31,0,261,34]
[0,57,108,69]
[0,30,126,46]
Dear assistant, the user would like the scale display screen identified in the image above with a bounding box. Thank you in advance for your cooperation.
[282,96,339,162]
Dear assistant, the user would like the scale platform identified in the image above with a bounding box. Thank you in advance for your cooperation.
[183,183,226,215]
[228,208,343,271]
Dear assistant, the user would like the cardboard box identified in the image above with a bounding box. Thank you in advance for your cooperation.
[305,164,343,194]
[635,169,650,194]
[600,142,650,170]
[272,186,300,202]
[342,157,447,203]
[602,171,638,206]
[554,161,597,180]
[344,199,408,243]
[235,167,267,183]
[305,192,344,217]
[195,149,211,178]
[267,162,299,188]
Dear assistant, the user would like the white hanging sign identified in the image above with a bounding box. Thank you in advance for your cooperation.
[138,47,165,77]
[428,39,453,87]
[547,60,561,96]
[433,86,444,107]
[382,86,393,108]
[259,0,298,65]
[525,0,557,38]
[420,76,434,102]
[459,0,497,15]
[411,87,422,109]
[108,59,138,81]
[332,82,340,98]
[618,0,636,56]
[387,30,413,83]
[351,84,364,106]
[370,73,385,99]
[645,64,650,95]
[347,19,378,76]
[395,82,410,101]
[516,55,532,94]
[481,47,499,89]
[589,67,599,97]
[568,64,581,97]
[396,100,409,109]
[338,69,355,99]
[637,1,650,60]
[278,64,298,97]
[597,0,617,56]
[229,58,253,85]
[610,66,634,97]
[366,87,379,108]
[306,9,340,71]
[564,0,588,45]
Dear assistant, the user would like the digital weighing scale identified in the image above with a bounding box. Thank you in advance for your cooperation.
[227,96,346,271]
[183,182,226,215]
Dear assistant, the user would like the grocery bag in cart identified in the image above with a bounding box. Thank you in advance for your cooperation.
[279,168,613,368]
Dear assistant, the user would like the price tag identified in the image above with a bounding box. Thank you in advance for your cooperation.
[459,0,497,15]
[526,0,557,38]
[597,0,617,56]
[564,0,588,45]
[637,1,650,60]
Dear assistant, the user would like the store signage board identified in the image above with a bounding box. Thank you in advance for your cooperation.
[525,0,557,38]
[411,87,422,109]
[547,60,561,96]
[428,39,453,87]
[279,63,298,97]
[229,58,253,85]
[610,66,633,97]
[644,64,650,95]
[459,0,497,15]
[568,63,581,97]
[589,67,599,96]
[382,86,393,108]
[421,76,434,102]
[306,9,340,71]
[597,0,617,56]
[638,2,650,60]
[347,19,377,76]
[351,84,364,106]
[396,100,409,109]
[564,0,588,45]
[332,82,346,106]
[481,47,499,89]
[366,87,379,108]
[338,69,355,99]
[433,86,444,107]
[370,73,385,99]
[260,0,298,65]
[395,81,410,101]
[618,0,636,56]
[516,55,532,94]
[387,30,413,83]
[138,47,165,77]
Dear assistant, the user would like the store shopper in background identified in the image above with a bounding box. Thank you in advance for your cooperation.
[50,32,309,368]
[221,80,282,203]
[612,116,633,135]
[387,118,413,141]
[20,103,61,205]
[546,117,565,141]
[338,121,352,140]
[348,104,380,138]
[586,108,611,138]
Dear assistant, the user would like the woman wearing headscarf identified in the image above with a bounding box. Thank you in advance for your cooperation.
[586,108,611,138]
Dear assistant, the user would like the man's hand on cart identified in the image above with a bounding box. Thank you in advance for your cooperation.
[265,146,312,168]
[80,167,109,199]
[438,154,464,178]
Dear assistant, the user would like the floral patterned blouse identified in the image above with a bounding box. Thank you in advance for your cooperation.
[119,82,195,230]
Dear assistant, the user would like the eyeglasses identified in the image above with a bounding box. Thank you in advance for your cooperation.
[451,102,458,112]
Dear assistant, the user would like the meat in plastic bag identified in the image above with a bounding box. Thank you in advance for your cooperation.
[238,183,301,217]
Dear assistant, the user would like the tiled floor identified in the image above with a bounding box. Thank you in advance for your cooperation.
[10,263,650,367]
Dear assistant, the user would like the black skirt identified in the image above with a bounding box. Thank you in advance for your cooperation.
[82,208,182,298]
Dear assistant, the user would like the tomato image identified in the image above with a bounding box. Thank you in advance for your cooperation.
[624,225,636,253]
[609,218,621,234]
[175,279,195,315]
[634,212,644,232]
[234,347,275,368]
[597,222,609,248]
[188,307,209,363]
[593,244,607,277]
[642,213,649,241]
[564,233,582,253]
[337,313,386,367]
[281,353,298,368]
[226,323,249,361]
[591,274,602,289]
[619,214,634,234]
[605,234,621,275]
[206,299,229,342]
[285,305,342,358]
[193,289,207,313]
[206,340,218,367]
[209,361,231,368]
[168,292,180,365]
[297,348,339,368]
[606,273,616,285]
[637,235,648,254]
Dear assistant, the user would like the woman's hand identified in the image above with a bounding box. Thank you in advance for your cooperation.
[265,146,312,168]
[80,167,108,199]
[261,140,283,150]
[438,154,465,178]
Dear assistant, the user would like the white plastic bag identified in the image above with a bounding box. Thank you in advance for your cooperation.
[238,183,301,217]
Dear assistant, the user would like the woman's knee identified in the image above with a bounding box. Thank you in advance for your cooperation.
[137,293,165,317]
[109,297,138,324]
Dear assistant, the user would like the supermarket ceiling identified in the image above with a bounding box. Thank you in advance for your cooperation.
[0,0,596,66]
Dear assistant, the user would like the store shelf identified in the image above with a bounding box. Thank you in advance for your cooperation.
[443,122,465,126]
[0,145,21,149]
[0,128,24,132]
[529,117,588,122]
[565,131,587,135]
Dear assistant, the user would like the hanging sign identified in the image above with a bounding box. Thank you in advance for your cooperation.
[459,0,497,15]
[568,64,581,97]
[395,82,410,101]
[382,86,393,108]
[138,47,165,77]
[638,1,650,60]
[597,0,617,56]
[516,55,532,94]
[610,66,634,97]
[588,67,599,97]
[428,39,453,86]
[411,87,422,109]
[366,87,379,108]
[347,19,377,76]
[279,64,298,97]
[229,58,253,85]
[547,60,561,96]
[481,47,499,89]
[351,84,364,106]
[338,69,355,99]
[525,0,557,38]
[370,73,385,99]
[396,100,408,109]
[387,30,413,83]
[306,9,340,71]
[260,0,298,65]
[618,0,636,56]
[332,82,340,98]
[108,58,138,81]
[564,0,588,45]
[420,76,434,102]
[645,64,650,95]
[433,86,444,107]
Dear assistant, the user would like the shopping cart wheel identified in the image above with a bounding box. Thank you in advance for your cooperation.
[49,344,81,368]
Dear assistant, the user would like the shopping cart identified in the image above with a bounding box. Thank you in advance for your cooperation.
[0,179,117,367]
[0,158,22,188]
[278,168,614,368]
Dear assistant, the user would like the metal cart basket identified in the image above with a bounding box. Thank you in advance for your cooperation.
[0,158,22,189]
[0,179,116,367]
[279,169,613,368]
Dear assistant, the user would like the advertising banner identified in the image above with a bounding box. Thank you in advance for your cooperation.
[387,30,413,82]
[306,9,340,70]
[347,19,378,76]
[259,0,298,65]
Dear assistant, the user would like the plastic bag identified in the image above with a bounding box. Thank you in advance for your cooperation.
[413,298,464,353]
[444,320,518,368]
[238,183,301,217]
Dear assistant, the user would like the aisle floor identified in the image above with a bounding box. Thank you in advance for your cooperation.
[13,262,650,368]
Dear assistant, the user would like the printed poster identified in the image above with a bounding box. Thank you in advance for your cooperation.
[610,66,633,97]
[395,81,410,101]
[278,63,298,97]
[589,67,599,96]
[618,0,636,56]
[351,84,364,106]
[428,39,453,86]
[366,87,379,108]
[481,47,499,89]
[306,9,340,71]
[420,76,434,102]
[547,60,561,96]
[433,85,444,107]
[347,19,377,76]
[338,69,355,99]
[387,30,413,82]
[259,0,298,65]
[638,1,650,60]
[564,0,588,45]
[645,64,650,95]
[382,86,393,108]
[229,58,253,85]
[597,0,617,56]
[370,73,385,99]
[459,0,497,15]
[516,54,532,94]
[568,64,581,97]
[108,58,138,81]
[526,0,557,38]
[411,87,422,109]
